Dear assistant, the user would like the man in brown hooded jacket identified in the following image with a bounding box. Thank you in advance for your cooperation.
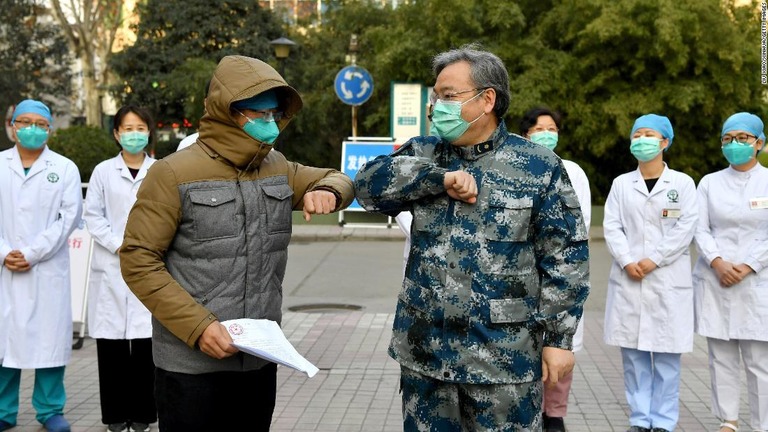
[119,55,355,432]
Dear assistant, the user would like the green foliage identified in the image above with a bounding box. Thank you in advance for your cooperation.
[108,0,284,125]
[165,58,218,128]
[48,125,117,183]
[105,0,766,199]
[283,0,765,202]
[277,0,398,167]
[504,0,767,201]
[0,0,72,149]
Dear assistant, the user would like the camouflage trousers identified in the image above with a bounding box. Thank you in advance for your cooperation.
[399,366,543,432]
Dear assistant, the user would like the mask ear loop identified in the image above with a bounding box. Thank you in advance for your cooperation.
[660,137,670,152]
[465,89,488,124]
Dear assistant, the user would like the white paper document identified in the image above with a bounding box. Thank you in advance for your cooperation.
[221,318,319,378]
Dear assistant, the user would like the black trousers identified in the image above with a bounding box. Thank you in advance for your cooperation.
[154,363,277,432]
[96,338,157,425]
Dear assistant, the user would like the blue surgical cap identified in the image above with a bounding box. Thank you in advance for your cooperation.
[231,90,279,111]
[721,112,764,140]
[12,99,53,126]
[631,114,674,149]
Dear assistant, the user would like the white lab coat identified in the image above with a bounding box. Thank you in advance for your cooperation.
[603,164,697,353]
[83,153,155,340]
[563,159,591,352]
[692,164,768,342]
[177,132,198,151]
[0,146,82,368]
[395,158,592,351]
[395,211,412,276]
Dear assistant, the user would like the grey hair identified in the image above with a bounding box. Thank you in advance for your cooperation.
[432,42,510,118]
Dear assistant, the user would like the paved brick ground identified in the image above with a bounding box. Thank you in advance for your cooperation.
[12,311,753,432]
[9,225,755,431]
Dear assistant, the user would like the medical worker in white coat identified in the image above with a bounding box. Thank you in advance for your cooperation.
[520,107,591,432]
[693,112,768,432]
[0,100,82,432]
[603,114,697,432]
[84,105,157,432]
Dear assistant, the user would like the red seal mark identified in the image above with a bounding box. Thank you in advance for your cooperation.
[229,323,243,335]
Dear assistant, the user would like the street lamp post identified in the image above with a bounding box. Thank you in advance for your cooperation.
[269,37,297,78]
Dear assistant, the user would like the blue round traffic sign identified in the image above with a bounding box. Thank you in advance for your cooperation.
[334,65,374,106]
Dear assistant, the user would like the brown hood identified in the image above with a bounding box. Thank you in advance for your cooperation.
[198,55,303,168]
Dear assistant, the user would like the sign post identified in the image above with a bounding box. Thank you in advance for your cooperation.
[334,65,374,137]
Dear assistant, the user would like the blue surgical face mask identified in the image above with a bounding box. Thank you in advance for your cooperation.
[120,131,150,154]
[529,131,558,151]
[722,142,755,166]
[430,90,485,142]
[15,125,48,150]
[630,136,662,162]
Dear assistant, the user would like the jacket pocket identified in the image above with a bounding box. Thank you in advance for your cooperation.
[398,278,436,316]
[481,192,535,276]
[188,188,238,241]
[561,189,589,241]
[489,298,531,324]
[486,190,532,242]
[261,183,294,234]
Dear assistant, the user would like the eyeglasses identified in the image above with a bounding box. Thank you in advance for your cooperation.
[13,119,50,131]
[529,127,559,134]
[238,110,283,123]
[427,88,488,120]
[429,88,488,105]
[721,133,757,145]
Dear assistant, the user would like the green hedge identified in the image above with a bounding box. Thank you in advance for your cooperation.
[47,125,118,183]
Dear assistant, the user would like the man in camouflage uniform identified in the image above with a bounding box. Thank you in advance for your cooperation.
[354,44,590,431]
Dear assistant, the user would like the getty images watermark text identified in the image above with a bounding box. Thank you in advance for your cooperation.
[762,2,767,84]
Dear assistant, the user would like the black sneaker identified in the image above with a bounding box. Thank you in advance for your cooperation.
[107,423,128,432]
[627,427,651,432]
[543,413,566,432]
[129,423,150,432]
[650,429,670,432]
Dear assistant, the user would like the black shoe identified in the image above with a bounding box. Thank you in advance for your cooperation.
[542,413,566,432]
[651,429,670,432]
[627,427,651,432]
[107,423,129,432]
[129,423,150,432]
[542,412,551,428]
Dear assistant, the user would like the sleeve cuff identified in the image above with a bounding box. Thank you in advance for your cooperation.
[543,332,573,351]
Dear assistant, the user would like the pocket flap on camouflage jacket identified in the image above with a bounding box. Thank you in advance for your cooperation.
[488,190,532,210]
[489,298,530,324]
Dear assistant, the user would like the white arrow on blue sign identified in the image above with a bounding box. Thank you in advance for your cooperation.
[334,65,374,106]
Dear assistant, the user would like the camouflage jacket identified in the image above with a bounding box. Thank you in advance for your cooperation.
[354,121,590,384]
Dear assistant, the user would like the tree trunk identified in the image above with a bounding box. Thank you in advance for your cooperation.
[81,55,102,127]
